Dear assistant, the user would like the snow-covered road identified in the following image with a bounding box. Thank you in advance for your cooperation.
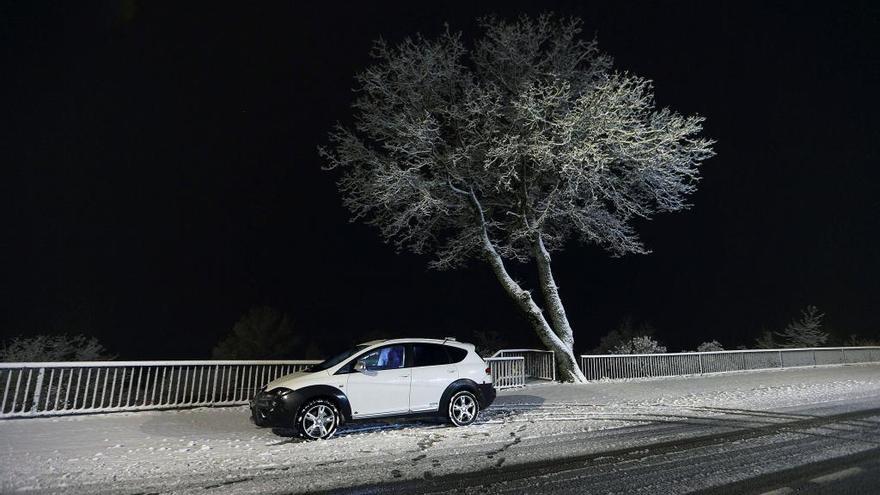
[1,364,879,494]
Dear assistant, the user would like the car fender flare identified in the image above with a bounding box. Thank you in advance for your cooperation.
[283,385,352,423]
[439,379,481,416]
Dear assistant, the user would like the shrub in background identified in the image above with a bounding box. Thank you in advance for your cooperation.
[0,334,113,362]
[593,316,658,354]
[611,335,667,354]
[696,340,724,352]
[845,334,880,347]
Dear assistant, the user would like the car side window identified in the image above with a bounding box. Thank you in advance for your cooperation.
[413,344,451,367]
[445,346,467,363]
[358,345,406,371]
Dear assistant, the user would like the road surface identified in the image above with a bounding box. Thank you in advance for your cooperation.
[1,364,878,494]
[342,396,880,494]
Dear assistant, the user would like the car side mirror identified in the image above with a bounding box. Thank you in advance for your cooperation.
[353,360,367,373]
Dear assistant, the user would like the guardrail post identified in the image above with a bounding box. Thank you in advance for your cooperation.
[698,354,704,375]
[778,350,784,368]
[31,368,45,413]
[210,365,219,405]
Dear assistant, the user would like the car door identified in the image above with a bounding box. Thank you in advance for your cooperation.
[344,344,411,418]
[409,343,458,412]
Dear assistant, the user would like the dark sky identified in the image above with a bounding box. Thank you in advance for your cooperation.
[3,1,879,359]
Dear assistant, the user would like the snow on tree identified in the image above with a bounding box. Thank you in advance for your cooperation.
[320,14,715,382]
[696,340,724,352]
[0,334,113,362]
[611,335,667,354]
[775,305,828,348]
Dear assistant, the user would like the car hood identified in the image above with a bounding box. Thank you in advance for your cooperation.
[263,370,331,392]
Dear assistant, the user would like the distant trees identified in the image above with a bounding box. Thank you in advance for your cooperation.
[0,334,113,362]
[844,334,880,347]
[212,306,301,359]
[754,330,777,349]
[775,305,828,348]
[592,316,658,354]
[320,14,714,381]
[472,329,507,358]
[754,306,829,349]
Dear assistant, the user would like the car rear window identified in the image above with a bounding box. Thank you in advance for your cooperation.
[412,344,451,367]
[445,346,467,363]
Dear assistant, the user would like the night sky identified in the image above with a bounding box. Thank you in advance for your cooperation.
[3,1,879,359]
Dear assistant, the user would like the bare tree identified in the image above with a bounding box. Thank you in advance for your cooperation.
[320,14,715,381]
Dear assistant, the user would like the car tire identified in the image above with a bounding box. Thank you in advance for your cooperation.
[296,398,341,440]
[446,390,480,427]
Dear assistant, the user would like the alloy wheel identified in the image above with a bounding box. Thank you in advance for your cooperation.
[301,403,337,439]
[449,392,478,426]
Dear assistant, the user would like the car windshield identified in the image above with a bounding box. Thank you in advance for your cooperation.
[308,345,370,372]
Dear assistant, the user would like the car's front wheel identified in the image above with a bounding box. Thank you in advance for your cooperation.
[296,398,340,440]
[447,390,479,427]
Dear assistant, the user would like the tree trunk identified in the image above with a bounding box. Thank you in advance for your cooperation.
[466,188,586,382]
[534,234,575,350]
[532,235,586,381]
[482,242,586,382]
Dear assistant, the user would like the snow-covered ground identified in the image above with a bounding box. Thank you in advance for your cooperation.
[1,364,879,494]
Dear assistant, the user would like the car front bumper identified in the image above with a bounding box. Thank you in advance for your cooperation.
[249,388,303,427]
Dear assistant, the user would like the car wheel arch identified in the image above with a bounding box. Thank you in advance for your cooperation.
[289,384,352,423]
[439,379,481,415]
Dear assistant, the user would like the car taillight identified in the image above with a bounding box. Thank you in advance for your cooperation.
[485,366,491,375]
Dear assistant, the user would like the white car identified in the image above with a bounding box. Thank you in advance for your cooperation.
[249,338,496,440]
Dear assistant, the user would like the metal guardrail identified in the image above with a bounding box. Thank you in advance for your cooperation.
[10,346,867,417]
[580,347,880,381]
[492,349,555,381]
[485,357,525,389]
[0,360,319,418]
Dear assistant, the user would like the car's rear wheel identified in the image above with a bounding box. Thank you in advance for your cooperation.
[447,390,479,426]
[296,398,340,440]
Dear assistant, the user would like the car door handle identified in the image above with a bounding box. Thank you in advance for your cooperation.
[401,375,410,378]
[448,370,456,373]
